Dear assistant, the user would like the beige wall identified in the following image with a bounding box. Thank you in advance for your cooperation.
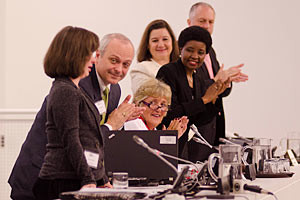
[0,0,5,107]
[1,0,300,145]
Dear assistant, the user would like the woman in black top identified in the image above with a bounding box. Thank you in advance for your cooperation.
[156,26,234,162]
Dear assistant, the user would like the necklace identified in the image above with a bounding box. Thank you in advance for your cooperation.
[187,75,193,88]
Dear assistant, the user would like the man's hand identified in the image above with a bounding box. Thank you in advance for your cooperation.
[126,106,146,121]
[106,95,136,130]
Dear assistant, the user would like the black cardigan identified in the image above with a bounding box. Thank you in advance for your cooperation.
[156,59,220,161]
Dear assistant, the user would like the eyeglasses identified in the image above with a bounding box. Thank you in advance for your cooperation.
[141,100,170,112]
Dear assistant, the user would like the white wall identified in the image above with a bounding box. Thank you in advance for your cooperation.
[0,0,5,107]
[1,0,300,145]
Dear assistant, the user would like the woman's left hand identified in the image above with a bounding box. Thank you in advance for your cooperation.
[167,116,189,138]
[217,79,231,96]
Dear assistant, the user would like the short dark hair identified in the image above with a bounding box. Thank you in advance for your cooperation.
[137,19,179,63]
[178,26,212,53]
[44,26,99,79]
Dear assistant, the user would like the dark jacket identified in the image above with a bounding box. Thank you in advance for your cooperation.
[39,77,105,185]
[156,59,220,162]
[199,48,232,145]
[8,66,120,200]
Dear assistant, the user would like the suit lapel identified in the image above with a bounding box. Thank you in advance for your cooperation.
[209,48,219,76]
[107,86,116,116]
[200,62,210,79]
[79,66,102,103]
[80,88,103,141]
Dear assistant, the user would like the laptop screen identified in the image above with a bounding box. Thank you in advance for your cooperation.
[104,130,178,184]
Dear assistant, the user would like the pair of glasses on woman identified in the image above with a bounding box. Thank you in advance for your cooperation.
[141,100,170,112]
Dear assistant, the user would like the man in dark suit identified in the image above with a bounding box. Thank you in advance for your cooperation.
[8,33,144,200]
[187,2,248,145]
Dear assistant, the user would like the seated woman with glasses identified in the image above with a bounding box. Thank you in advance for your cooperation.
[124,78,188,138]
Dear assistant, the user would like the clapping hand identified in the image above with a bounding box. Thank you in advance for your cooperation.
[165,116,189,138]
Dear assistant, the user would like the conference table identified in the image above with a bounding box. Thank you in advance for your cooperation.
[60,165,300,200]
[251,165,300,200]
[193,165,300,200]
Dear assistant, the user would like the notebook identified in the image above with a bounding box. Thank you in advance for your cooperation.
[104,130,178,185]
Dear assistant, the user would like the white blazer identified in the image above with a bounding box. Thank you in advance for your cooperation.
[130,59,161,94]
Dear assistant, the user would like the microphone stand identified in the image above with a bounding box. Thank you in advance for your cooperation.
[133,135,178,176]
[190,124,218,151]
[219,137,239,145]
[133,135,201,194]
[190,124,213,148]
[154,149,201,172]
[233,133,252,143]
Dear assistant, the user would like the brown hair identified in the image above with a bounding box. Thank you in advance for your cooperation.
[137,19,179,63]
[44,26,99,78]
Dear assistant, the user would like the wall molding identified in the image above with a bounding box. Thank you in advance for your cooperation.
[0,109,38,120]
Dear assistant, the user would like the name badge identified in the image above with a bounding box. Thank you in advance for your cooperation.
[84,150,99,169]
[160,136,176,144]
[95,100,106,114]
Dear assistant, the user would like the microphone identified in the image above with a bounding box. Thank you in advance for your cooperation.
[192,137,219,151]
[132,135,200,170]
[132,134,150,149]
[133,135,178,175]
[133,135,206,194]
[190,124,214,149]
[233,133,252,143]
[219,138,239,145]
[243,184,273,195]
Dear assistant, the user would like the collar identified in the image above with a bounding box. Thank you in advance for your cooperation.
[150,58,162,67]
[96,70,111,93]
[139,116,156,130]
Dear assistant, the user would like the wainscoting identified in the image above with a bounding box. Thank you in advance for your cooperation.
[0,109,37,200]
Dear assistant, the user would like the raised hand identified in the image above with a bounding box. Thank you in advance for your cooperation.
[202,80,223,104]
[106,95,136,130]
[214,63,246,83]
[126,105,146,121]
[167,116,189,138]
[230,72,248,83]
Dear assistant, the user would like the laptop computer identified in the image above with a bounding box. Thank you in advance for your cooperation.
[104,130,178,185]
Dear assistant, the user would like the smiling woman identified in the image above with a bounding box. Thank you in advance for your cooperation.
[130,19,179,94]
[124,78,188,138]
[156,26,231,162]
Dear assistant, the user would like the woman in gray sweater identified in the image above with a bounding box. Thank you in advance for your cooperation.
[33,26,110,200]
